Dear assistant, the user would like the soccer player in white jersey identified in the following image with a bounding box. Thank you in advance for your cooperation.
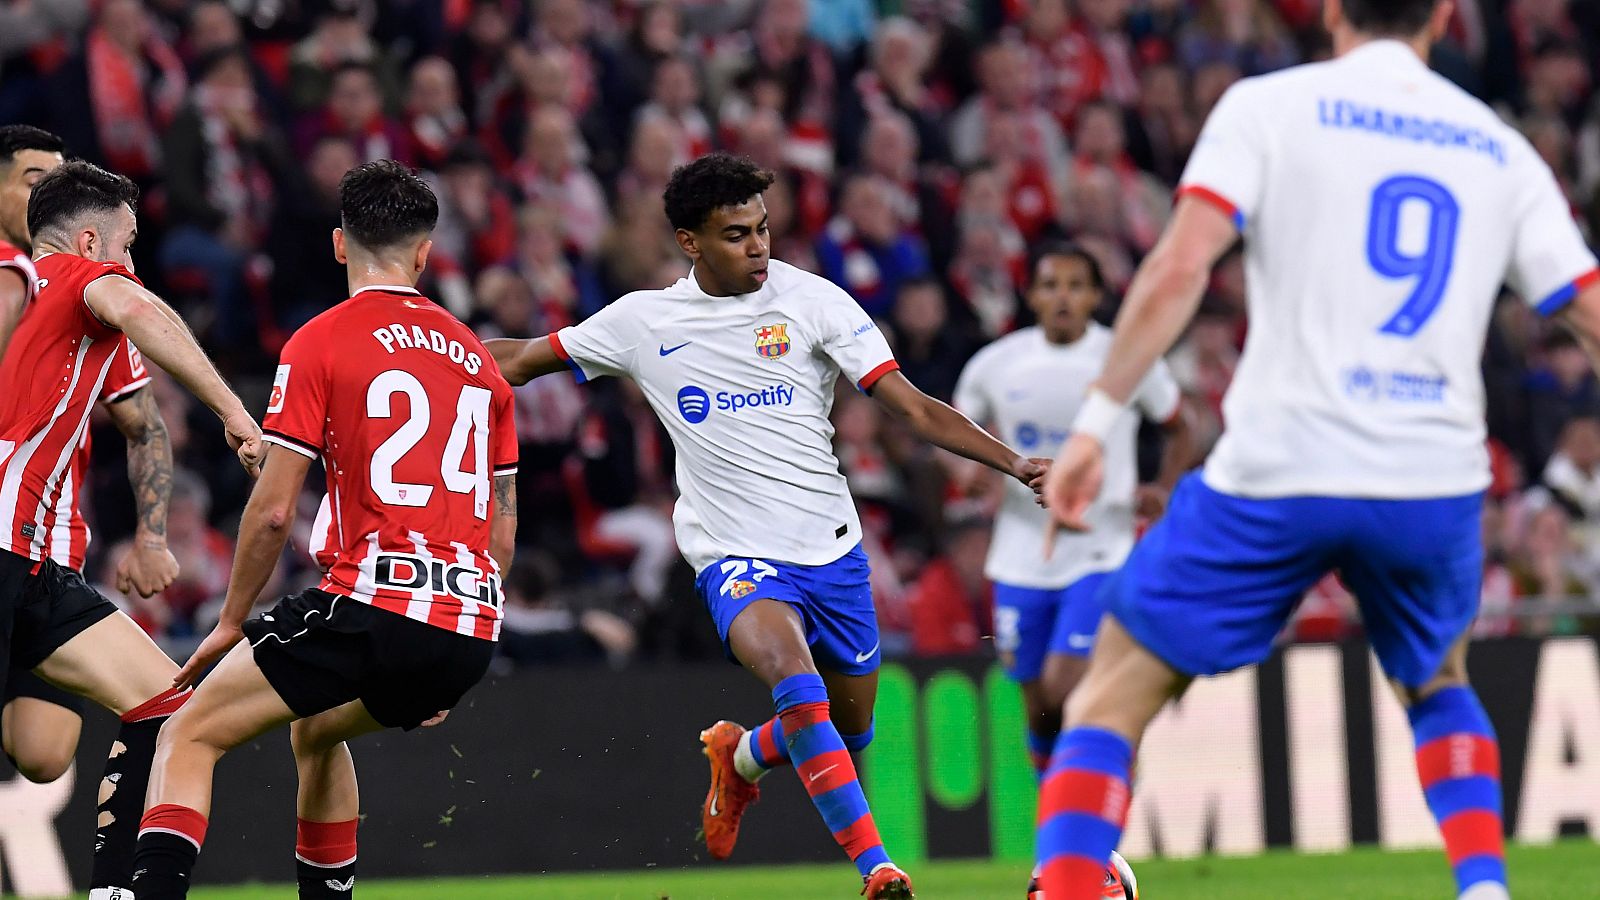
[490,153,1049,900]
[1032,0,1600,896]
[954,244,1191,898]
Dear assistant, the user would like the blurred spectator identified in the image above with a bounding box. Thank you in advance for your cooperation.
[449,0,520,129]
[182,2,285,126]
[948,220,1025,338]
[617,108,691,203]
[808,0,877,56]
[296,61,411,164]
[1509,503,1586,635]
[430,140,516,279]
[575,381,677,608]
[727,0,835,126]
[890,278,976,402]
[602,0,685,128]
[1126,61,1199,185]
[634,55,713,162]
[512,106,609,258]
[508,204,605,328]
[1540,415,1600,522]
[598,193,680,297]
[857,111,956,262]
[528,0,609,119]
[949,39,1069,168]
[837,17,951,167]
[902,518,991,656]
[53,0,187,182]
[498,553,639,666]
[286,1,399,114]
[265,135,357,327]
[1168,299,1242,453]
[405,56,469,171]
[816,173,932,318]
[160,46,292,347]
[154,469,237,638]
[1070,100,1169,250]
[1178,0,1299,77]
[982,110,1058,242]
[0,0,87,124]
[1524,331,1600,473]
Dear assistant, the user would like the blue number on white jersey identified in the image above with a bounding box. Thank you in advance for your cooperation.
[1367,174,1461,337]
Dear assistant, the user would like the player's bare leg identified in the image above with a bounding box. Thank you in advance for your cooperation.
[1389,634,1508,900]
[290,702,382,899]
[36,610,190,897]
[132,643,298,899]
[702,600,912,898]
[1,697,81,783]
[1035,617,1186,897]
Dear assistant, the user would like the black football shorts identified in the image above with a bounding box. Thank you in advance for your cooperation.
[243,588,494,730]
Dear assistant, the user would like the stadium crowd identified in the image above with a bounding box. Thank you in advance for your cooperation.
[4,0,1597,666]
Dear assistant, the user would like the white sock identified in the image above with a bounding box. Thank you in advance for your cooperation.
[89,889,136,900]
[732,729,769,783]
[1459,882,1510,900]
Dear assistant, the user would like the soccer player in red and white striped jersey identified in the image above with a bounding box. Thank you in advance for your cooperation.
[0,126,51,362]
[0,157,262,899]
[133,160,517,900]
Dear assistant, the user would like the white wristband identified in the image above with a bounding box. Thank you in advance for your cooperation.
[1072,388,1126,444]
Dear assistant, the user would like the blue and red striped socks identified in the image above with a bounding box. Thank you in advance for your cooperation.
[734,712,874,783]
[1036,726,1133,897]
[1408,686,1506,895]
[774,673,892,878]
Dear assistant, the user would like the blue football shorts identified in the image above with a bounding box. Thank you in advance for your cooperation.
[695,543,880,676]
[992,572,1111,682]
[1102,473,1484,689]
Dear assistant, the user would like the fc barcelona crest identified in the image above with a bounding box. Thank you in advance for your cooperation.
[755,323,790,359]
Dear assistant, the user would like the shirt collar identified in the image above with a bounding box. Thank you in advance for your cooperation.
[352,284,422,297]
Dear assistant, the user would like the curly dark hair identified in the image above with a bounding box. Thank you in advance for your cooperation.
[27,160,138,242]
[662,152,775,232]
[339,159,438,250]
[1030,242,1107,292]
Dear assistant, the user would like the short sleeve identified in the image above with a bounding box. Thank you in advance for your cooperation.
[1176,81,1267,231]
[1133,357,1182,423]
[101,339,151,404]
[952,347,997,423]
[261,328,329,460]
[818,287,898,390]
[1505,142,1600,317]
[491,379,518,476]
[0,248,38,304]
[552,295,647,382]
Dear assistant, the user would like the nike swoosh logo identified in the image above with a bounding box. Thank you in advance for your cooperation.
[659,341,692,356]
[809,764,840,783]
[707,773,721,817]
[854,643,879,663]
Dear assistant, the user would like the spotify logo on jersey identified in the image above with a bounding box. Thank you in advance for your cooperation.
[677,386,711,424]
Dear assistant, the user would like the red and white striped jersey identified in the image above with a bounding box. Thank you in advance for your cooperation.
[0,239,38,305]
[263,285,517,641]
[0,254,138,562]
[45,339,150,570]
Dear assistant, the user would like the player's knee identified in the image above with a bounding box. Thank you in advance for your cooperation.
[289,718,337,758]
[14,749,73,784]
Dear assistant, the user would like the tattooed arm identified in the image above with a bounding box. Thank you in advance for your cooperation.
[105,387,179,598]
[490,474,517,576]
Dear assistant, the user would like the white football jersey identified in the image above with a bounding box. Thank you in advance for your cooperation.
[554,259,898,572]
[1182,40,1598,499]
[955,325,1180,589]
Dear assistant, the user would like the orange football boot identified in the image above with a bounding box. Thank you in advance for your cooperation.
[862,863,915,899]
[699,720,760,860]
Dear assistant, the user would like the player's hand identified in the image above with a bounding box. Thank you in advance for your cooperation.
[1135,483,1171,521]
[117,539,179,598]
[1045,434,1105,537]
[224,411,263,478]
[175,622,243,689]
[421,710,450,727]
[1011,456,1052,495]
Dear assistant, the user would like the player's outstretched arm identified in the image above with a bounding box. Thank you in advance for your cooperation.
[106,387,179,598]
[0,268,25,365]
[867,370,1048,491]
[84,275,263,474]
[1044,197,1237,531]
[490,473,517,575]
[175,445,312,688]
[484,336,568,385]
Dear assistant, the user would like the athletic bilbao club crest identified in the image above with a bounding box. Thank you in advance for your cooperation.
[755,323,790,359]
[728,579,756,599]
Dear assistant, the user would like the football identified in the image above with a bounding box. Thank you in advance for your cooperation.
[1103,851,1140,899]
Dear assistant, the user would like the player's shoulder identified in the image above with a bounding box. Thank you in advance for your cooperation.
[36,253,139,286]
[967,327,1041,367]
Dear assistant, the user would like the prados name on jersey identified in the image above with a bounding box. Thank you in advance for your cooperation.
[371,322,485,375]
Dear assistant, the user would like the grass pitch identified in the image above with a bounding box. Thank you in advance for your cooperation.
[188,840,1594,898]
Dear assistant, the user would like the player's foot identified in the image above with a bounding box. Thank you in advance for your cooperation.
[1026,861,1042,899]
[699,720,760,861]
[862,863,914,899]
[1024,855,1138,899]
